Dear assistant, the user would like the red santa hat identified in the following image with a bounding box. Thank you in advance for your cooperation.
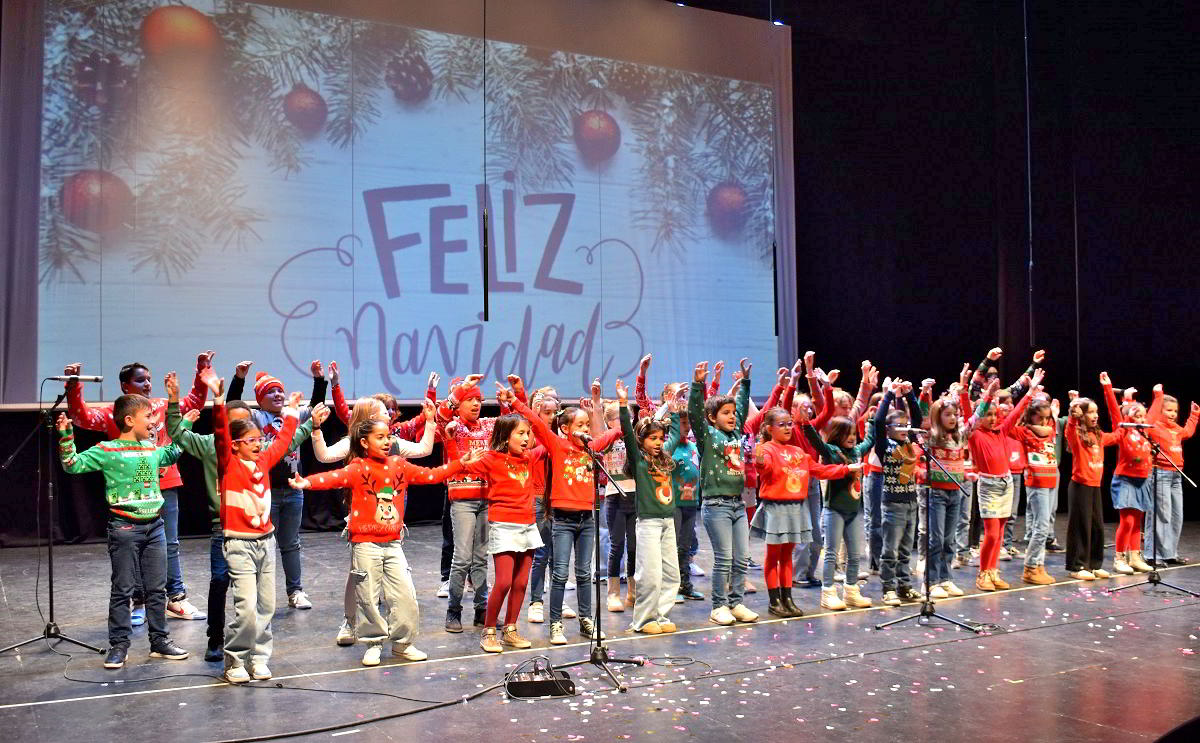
[254,371,284,405]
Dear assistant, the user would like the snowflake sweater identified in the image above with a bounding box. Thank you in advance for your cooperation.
[58,429,181,522]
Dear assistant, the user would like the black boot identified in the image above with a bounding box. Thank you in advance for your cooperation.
[781,587,804,617]
[445,609,463,633]
[473,608,487,627]
[767,587,789,617]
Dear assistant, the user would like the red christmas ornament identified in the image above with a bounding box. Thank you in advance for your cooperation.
[283,83,327,137]
[385,50,433,104]
[140,5,222,60]
[573,109,621,165]
[60,170,134,234]
[73,52,134,113]
[706,181,749,237]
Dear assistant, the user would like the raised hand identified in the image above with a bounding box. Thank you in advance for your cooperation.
[897,379,912,396]
[493,382,514,406]
[867,367,879,387]
[56,413,70,431]
[694,361,708,383]
[1191,402,1200,416]
[421,399,436,421]
[1050,399,1061,417]
[427,371,440,392]
[804,351,815,374]
[1098,371,1111,386]
[1031,367,1045,387]
[328,360,340,386]
[183,409,202,423]
[987,347,1003,361]
[286,390,304,409]
[959,362,971,388]
[1153,383,1163,394]
[310,359,324,378]
[776,367,788,387]
[197,350,216,371]
[615,379,628,403]
[921,378,935,393]
[738,357,751,377]
[590,377,603,400]
[1033,349,1046,364]
[63,362,82,377]
[506,374,525,396]
[1068,389,1079,401]
[311,402,331,427]
[1122,387,1137,402]
[234,360,253,378]
[462,374,484,389]
[164,371,179,399]
[827,369,840,385]
[202,371,223,396]
[984,378,1000,398]
[639,353,652,373]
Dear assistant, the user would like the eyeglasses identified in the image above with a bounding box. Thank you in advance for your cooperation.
[234,436,265,445]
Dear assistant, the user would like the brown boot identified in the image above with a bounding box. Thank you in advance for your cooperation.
[990,569,1010,590]
[975,571,995,592]
[501,625,532,649]
[625,577,636,608]
[1022,565,1055,585]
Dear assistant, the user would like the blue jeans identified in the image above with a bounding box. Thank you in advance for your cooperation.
[925,489,960,585]
[821,508,863,586]
[530,498,552,605]
[550,511,595,623]
[448,498,490,613]
[880,500,918,592]
[792,479,823,580]
[208,530,230,646]
[1024,479,1053,567]
[674,506,699,591]
[162,488,186,598]
[863,472,884,570]
[702,497,750,609]
[1047,479,1061,541]
[107,518,168,647]
[270,489,304,595]
[955,488,972,558]
[1146,469,1183,560]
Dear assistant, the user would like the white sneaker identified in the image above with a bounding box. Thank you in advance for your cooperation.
[730,603,759,622]
[1092,568,1111,579]
[883,590,901,606]
[857,570,870,581]
[362,644,382,666]
[565,580,576,591]
[224,666,250,684]
[928,584,949,600]
[1069,570,1095,580]
[336,618,356,646]
[436,581,450,598]
[999,547,1014,561]
[709,606,735,626]
[563,604,577,619]
[166,598,207,620]
[394,644,428,661]
[528,602,545,623]
[942,581,965,597]
[690,563,706,577]
[288,591,312,610]
[250,663,272,680]
[549,621,568,645]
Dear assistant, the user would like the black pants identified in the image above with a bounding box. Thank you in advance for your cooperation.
[1065,481,1105,571]
[440,494,453,582]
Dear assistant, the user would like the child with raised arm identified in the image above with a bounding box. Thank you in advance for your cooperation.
[615,380,682,633]
[1064,394,1120,580]
[211,375,302,683]
[1145,385,1200,565]
[689,359,758,626]
[1100,372,1154,574]
[291,419,476,666]
[57,398,188,670]
[664,388,703,602]
[874,380,924,606]
[63,353,212,622]
[1012,397,1059,585]
[920,394,969,599]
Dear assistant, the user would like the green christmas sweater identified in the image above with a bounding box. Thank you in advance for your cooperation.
[687,375,750,499]
[619,406,677,519]
[58,427,181,522]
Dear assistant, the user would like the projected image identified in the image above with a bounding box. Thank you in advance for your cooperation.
[37,1,779,399]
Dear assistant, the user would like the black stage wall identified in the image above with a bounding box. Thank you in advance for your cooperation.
[2,1,1198,544]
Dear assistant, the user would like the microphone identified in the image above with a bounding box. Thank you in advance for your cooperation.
[891,426,928,434]
[573,431,593,444]
[1118,422,1154,429]
[47,375,104,383]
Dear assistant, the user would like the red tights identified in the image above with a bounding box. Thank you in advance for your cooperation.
[486,550,533,628]
[1115,508,1144,552]
[763,543,795,590]
[980,517,1007,571]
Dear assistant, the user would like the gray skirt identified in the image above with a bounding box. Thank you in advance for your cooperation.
[487,521,544,555]
[749,499,813,545]
[1110,475,1152,512]
[977,473,1014,519]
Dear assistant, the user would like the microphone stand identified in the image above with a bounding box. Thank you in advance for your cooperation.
[551,448,644,692]
[1108,437,1198,597]
[1,388,106,655]
[876,431,986,633]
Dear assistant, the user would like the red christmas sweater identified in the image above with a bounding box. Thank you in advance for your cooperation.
[1102,382,1152,479]
[66,370,208,490]
[1014,423,1059,489]
[464,449,537,524]
[1064,414,1120,487]
[1146,387,1198,470]
[302,454,464,543]
[966,389,1033,477]
[214,401,298,539]
[754,440,848,502]
[515,399,622,512]
[435,384,501,501]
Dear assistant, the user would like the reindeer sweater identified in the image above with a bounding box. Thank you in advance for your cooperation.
[301,455,464,543]
[214,401,298,539]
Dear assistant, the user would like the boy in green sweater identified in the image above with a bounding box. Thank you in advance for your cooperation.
[164,369,326,662]
[57,395,189,669]
[688,358,756,626]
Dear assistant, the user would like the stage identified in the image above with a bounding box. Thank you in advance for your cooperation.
[1,522,1197,742]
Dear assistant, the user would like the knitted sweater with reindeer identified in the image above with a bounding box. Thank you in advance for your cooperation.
[301,455,464,543]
